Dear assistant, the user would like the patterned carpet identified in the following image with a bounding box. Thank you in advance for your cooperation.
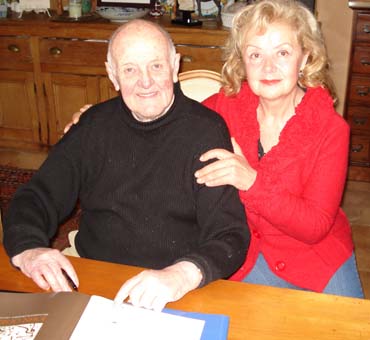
[0,165,80,250]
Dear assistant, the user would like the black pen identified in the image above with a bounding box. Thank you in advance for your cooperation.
[61,269,78,291]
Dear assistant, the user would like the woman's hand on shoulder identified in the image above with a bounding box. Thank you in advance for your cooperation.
[195,138,257,191]
[63,104,92,134]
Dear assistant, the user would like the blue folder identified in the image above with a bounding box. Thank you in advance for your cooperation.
[163,308,230,340]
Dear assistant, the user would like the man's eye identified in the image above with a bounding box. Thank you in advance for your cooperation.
[152,63,163,70]
[124,67,135,74]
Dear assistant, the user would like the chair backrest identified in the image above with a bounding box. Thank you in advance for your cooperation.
[178,70,222,102]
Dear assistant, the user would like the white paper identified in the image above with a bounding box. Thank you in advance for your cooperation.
[70,296,205,340]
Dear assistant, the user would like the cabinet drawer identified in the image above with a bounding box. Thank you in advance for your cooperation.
[355,13,370,42]
[0,37,32,70]
[348,106,370,133]
[175,45,223,73]
[353,46,370,74]
[40,38,108,69]
[350,135,370,165]
[348,75,370,104]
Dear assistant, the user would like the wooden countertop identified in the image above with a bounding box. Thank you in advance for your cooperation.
[1,245,370,339]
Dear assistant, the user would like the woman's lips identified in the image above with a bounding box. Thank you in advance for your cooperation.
[260,79,281,85]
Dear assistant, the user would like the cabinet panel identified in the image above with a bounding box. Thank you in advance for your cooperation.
[44,73,100,144]
[348,75,370,104]
[350,135,370,166]
[352,46,370,74]
[0,70,40,148]
[347,106,370,133]
[0,36,33,71]
[175,45,223,73]
[355,13,370,42]
[40,38,108,71]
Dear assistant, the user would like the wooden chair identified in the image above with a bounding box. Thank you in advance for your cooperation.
[178,69,222,102]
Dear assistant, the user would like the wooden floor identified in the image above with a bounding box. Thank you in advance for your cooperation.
[1,148,370,298]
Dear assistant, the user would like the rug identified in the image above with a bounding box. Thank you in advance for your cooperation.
[0,165,80,250]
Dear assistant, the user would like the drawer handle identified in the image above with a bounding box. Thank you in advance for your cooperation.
[49,47,62,56]
[8,44,20,53]
[353,117,368,125]
[360,58,370,66]
[364,24,370,34]
[181,55,193,63]
[356,86,369,96]
[351,144,364,153]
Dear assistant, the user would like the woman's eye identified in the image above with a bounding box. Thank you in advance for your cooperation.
[278,50,290,57]
[250,53,260,59]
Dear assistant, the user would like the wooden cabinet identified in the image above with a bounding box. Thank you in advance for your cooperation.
[0,36,41,149]
[345,10,370,182]
[0,15,228,149]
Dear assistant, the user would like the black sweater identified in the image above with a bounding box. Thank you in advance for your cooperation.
[4,84,249,285]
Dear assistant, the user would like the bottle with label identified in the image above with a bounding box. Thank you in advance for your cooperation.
[82,0,91,15]
[69,0,82,19]
[0,0,7,19]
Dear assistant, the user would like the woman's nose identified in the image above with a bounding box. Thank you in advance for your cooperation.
[262,56,277,73]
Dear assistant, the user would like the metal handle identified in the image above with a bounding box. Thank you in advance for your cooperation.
[181,55,193,63]
[353,117,368,125]
[351,144,364,153]
[364,24,370,34]
[355,86,369,96]
[49,47,62,56]
[8,44,20,53]
[360,58,370,66]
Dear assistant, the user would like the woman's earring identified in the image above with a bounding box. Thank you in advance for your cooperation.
[299,69,304,78]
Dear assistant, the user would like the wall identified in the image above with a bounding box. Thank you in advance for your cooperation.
[316,0,353,115]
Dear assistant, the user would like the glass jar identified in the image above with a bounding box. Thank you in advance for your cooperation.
[69,0,82,19]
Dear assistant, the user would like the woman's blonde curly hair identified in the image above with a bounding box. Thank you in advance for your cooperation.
[221,0,336,101]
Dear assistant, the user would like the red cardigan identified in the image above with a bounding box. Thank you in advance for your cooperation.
[203,83,353,292]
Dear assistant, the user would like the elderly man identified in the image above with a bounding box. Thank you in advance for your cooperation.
[3,20,249,311]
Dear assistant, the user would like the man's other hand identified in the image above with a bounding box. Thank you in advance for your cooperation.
[12,247,79,292]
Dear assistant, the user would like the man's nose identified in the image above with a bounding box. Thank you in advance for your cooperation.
[139,70,153,88]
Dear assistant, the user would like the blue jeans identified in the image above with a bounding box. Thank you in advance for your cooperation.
[242,253,364,298]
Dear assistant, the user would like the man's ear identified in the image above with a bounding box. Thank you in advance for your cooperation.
[172,53,181,83]
[105,61,120,91]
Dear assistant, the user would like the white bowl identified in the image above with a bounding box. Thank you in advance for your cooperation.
[96,6,149,22]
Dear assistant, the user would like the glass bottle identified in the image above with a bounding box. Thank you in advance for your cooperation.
[69,0,82,19]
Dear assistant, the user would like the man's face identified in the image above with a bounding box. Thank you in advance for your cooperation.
[107,27,180,122]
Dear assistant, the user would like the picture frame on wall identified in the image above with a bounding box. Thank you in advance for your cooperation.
[97,0,154,8]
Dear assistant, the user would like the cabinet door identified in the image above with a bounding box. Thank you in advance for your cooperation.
[99,76,118,102]
[44,73,100,144]
[0,70,40,148]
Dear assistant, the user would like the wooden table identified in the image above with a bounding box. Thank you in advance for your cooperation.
[1,245,370,340]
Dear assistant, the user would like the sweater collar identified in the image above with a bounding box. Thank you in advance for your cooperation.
[117,82,186,131]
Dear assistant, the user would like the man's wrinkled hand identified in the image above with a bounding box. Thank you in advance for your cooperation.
[114,261,202,312]
[12,247,79,292]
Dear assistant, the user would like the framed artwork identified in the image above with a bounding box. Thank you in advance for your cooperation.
[97,0,154,7]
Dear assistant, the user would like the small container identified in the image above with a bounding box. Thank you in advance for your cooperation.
[82,0,91,15]
[69,0,82,19]
[0,0,7,19]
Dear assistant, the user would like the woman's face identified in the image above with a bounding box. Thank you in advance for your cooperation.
[242,22,308,102]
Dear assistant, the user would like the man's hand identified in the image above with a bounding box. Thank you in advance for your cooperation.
[114,261,202,312]
[12,248,79,292]
[63,104,92,134]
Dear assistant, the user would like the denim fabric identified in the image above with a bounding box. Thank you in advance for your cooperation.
[242,252,364,298]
